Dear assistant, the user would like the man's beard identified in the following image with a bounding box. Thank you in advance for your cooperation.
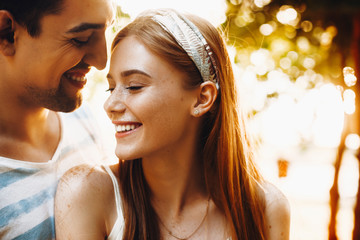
[22,80,83,112]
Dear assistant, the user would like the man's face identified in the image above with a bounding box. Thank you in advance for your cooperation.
[11,0,114,112]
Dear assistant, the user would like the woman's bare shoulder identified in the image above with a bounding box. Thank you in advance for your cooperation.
[262,182,289,208]
[261,181,291,240]
[55,164,119,239]
[55,164,121,219]
[56,164,113,198]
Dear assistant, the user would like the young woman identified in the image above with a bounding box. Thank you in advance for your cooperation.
[55,9,290,240]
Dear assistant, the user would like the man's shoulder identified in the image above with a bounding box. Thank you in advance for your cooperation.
[0,159,57,240]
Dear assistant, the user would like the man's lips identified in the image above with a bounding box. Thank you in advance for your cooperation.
[63,69,90,89]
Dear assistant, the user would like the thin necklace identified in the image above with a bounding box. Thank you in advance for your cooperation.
[158,196,210,240]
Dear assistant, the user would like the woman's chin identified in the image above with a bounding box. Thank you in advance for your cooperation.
[115,149,138,161]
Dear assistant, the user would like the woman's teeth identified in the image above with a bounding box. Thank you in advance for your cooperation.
[116,124,137,133]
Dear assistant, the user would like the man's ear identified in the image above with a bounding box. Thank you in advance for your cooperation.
[191,81,218,117]
[0,10,15,56]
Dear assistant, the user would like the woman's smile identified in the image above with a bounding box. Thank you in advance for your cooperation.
[113,121,142,138]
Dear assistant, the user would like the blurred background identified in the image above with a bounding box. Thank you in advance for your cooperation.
[84,0,360,239]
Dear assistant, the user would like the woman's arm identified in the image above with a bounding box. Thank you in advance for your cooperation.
[263,182,291,240]
[55,165,116,239]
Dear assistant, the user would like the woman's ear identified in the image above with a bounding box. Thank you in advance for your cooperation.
[191,81,218,117]
[0,10,16,56]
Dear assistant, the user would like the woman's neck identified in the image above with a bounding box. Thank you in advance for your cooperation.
[142,147,207,215]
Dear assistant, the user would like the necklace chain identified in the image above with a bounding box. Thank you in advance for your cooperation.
[158,197,210,240]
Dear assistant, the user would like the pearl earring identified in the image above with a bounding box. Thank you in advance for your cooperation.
[194,109,200,115]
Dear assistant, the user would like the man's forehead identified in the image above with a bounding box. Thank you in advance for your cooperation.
[40,0,115,33]
[59,0,114,20]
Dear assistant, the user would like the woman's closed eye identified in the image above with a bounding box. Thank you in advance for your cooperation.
[106,87,115,93]
[105,84,143,93]
[126,86,143,91]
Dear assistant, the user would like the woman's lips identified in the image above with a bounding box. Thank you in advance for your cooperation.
[113,121,142,137]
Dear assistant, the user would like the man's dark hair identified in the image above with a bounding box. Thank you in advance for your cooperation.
[0,0,64,37]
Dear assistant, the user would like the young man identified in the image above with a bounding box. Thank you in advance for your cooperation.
[0,0,114,239]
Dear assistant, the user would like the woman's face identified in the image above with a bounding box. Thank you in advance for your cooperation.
[104,36,199,160]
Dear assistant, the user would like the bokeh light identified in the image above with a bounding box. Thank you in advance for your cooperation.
[303,57,316,69]
[343,89,356,115]
[117,0,227,26]
[301,20,313,32]
[345,134,360,151]
[343,66,357,87]
[276,6,299,26]
[259,23,274,36]
[297,36,311,52]
[250,49,275,75]
[254,0,272,8]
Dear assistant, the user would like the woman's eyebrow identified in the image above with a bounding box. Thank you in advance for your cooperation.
[106,73,113,80]
[106,70,152,81]
[120,69,151,78]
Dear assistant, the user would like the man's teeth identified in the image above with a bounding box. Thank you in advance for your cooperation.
[115,124,137,133]
[65,73,86,82]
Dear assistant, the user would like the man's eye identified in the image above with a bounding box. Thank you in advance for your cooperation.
[71,38,89,47]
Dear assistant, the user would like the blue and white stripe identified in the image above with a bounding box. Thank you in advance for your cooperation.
[0,104,107,239]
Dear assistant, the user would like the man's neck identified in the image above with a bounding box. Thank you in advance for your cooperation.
[0,106,62,163]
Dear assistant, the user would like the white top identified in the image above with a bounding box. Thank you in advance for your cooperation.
[103,165,124,240]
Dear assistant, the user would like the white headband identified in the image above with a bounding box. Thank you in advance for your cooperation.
[152,10,220,89]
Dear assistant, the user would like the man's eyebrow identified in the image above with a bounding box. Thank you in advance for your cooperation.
[66,23,105,33]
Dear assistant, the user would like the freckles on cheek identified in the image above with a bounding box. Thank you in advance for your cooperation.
[143,92,163,110]
[141,90,181,121]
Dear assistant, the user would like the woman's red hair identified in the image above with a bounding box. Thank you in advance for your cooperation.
[113,9,266,240]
